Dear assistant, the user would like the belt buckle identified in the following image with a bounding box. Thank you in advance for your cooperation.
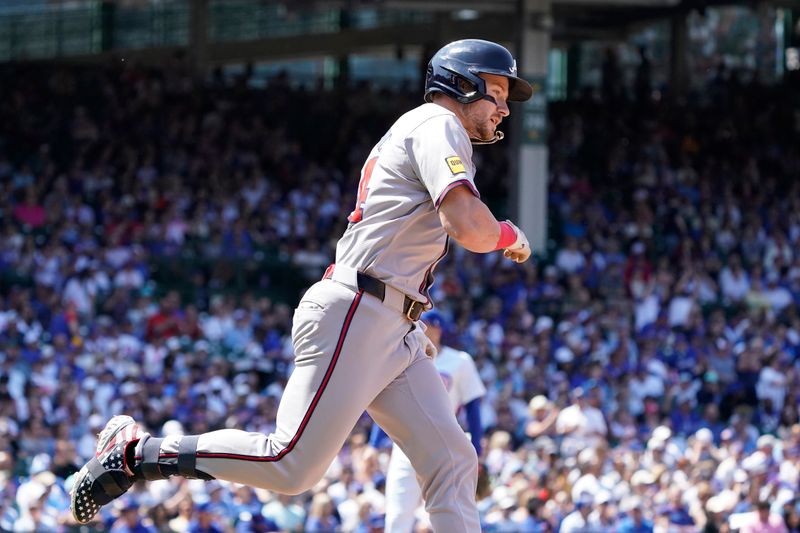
[405,300,423,321]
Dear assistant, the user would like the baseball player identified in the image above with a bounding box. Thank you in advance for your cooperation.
[71,39,532,533]
[372,310,486,533]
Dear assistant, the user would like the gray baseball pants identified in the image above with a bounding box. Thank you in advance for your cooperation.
[152,278,480,532]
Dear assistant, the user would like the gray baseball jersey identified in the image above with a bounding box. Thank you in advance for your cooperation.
[336,103,479,303]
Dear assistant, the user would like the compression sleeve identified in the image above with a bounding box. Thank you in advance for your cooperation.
[465,398,483,456]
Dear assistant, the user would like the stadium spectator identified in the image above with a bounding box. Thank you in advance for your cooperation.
[738,499,789,533]
[556,387,608,456]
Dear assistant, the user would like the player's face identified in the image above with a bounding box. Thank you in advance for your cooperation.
[462,74,510,141]
[424,323,442,346]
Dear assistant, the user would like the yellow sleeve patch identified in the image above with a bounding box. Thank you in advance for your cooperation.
[445,156,466,175]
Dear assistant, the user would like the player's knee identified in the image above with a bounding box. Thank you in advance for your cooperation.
[421,442,478,507]
[280,481,309,496]
[278,478,311,495]
[434,437,478,481]
[275,470,322,495]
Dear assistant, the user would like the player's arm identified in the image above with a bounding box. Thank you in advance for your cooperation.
[438,185,530,262]
[464,398,483,456]
[526,408,558,439]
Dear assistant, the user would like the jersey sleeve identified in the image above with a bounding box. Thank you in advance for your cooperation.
[405,114,480,209]
[456,352,487,406]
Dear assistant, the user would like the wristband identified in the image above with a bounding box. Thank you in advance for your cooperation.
[494,221,518,250]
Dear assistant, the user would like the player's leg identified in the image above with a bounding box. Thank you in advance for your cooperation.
[72,280,413,523]
[368,340,480,533]
[150,280,413,490]
[385,443,423,533]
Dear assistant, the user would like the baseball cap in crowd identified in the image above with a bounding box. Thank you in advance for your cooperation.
[82,377,99,391]
[196,501,213,513]
[120,382,141,396]
[29,454,51,476]
[620,496,643,513]
[421,311,447,329]
[529,395,551,412]
[720,428,735,442]
[574,492,594,508]
[555,346,574,364]
[595,490,613,505]
[16,481,48,511]
[732,468,748,484]
[166,337,181,351]
[577,448,599,465]
[694,428,713,445]
[161,420,185,437]
[491,485,511,506]
[499,494,517,510]
[114,496,140,514]
[194,340,211,353]
[757,434,777,450]
[534,316,553,334]
[652,425,672,443]
[630,469,657,486]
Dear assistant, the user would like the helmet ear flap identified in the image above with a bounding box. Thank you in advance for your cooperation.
[456,77,477,98]
[423,58,488,104]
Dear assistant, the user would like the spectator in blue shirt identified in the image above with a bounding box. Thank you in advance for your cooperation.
[618,498,654,533]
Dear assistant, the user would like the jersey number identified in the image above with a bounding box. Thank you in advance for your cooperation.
[348,157,378,223]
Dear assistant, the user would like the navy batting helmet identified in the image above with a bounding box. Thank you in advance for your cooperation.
[424,39,533,105]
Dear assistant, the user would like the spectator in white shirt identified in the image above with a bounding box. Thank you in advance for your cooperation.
[556,237,587,274]
[628,364,665,417]
[719,254,750,305]
[764,272,793,313]
[556,386,608,456]
[668,273,698,328]
[559,492,603,533]
[756,355,788,412]
[113,261,145,290]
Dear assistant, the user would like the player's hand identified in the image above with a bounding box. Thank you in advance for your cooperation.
[423,335,438,359]
[502,220,531,263]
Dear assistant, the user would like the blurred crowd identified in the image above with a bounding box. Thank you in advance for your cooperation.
[0,57,799,533]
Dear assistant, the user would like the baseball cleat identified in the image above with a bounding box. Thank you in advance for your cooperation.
[70,415,144,524]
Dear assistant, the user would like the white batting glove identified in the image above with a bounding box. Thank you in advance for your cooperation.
[502,220,531,263]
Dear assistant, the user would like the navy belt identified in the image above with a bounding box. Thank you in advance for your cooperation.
[323,264,426,321]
